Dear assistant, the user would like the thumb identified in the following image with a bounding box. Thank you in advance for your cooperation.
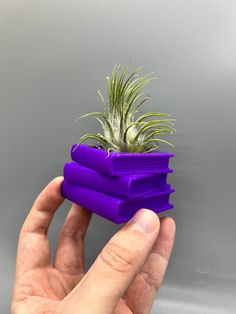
[61,209,160,314]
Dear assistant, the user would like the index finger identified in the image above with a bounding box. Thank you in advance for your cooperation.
[16,176,64,277]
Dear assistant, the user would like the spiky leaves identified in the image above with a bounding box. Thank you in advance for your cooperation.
[75,64,176,153]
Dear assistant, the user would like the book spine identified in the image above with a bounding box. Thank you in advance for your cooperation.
[61,180,122,223]
[71,144,114,175]
[64,162,130,199]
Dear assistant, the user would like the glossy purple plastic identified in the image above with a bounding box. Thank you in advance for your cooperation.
[64,162,172,200]
[61,180,175,224]
[71,144,174,176]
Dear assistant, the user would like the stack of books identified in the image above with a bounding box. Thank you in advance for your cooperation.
[62,144,175,224]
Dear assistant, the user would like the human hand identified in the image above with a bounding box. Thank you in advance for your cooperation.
[11,177,176,314]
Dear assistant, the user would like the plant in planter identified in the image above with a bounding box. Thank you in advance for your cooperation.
[62,64,176,224]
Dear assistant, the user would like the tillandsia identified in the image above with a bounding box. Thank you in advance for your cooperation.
[74,64,176,153]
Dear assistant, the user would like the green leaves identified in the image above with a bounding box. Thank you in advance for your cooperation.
[136,112,175,123]
[76,64,176,153]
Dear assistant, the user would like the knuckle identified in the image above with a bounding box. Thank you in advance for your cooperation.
[100,241,136,273]
[62,227,83,241]
[139,270,161,291]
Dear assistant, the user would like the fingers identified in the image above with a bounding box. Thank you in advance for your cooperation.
[16,177,64,277]
[54,203,92,275]
[59,209,160,314]
[125,216,176,313]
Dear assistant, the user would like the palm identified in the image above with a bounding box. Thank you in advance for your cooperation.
[14,265,135,314]
[13,266,82,312]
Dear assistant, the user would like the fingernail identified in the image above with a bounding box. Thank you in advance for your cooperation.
[128,209,159,234]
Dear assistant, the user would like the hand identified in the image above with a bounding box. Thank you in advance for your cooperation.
[11,177,176,314]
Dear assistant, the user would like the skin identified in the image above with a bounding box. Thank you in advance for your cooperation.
[11,176,176,314]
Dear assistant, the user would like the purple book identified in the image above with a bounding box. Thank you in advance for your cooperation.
[64,162,172,200]
[71,144,174,176]
[61,180,175,224]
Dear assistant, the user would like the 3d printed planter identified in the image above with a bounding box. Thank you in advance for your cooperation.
[61,144,175,224]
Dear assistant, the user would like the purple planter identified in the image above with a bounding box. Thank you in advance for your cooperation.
[71,144,174,176]
[62,144,175,224]
[64,162,172,200]
[61,180,175,224]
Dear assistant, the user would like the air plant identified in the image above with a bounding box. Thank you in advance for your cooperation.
[74,64,176,153]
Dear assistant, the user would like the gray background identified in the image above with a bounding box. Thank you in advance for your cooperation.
[1,0,236,313]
